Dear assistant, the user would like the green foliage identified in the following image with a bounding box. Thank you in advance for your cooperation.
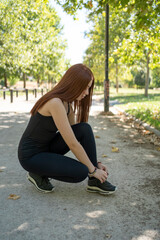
[0,0,69,87]
[83,7,132,84]
[134,70,146,87]
[125,102,160,130]
[55,0,160,31]
[151,67,160,88]
[84,4,159,92]
[110,88,160,104]
[55,0,160,95]
[110,87,160,130]
[83,13,105,83]
[8,75,19,87]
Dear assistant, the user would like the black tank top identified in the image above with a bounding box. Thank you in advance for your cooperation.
[18,102,70,161]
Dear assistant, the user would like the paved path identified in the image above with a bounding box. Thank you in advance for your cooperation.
[0,96,160,240]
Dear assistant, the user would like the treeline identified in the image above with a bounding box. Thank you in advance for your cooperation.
[83,3,160,95]
[54,0,160,96]
[0,0,69,88]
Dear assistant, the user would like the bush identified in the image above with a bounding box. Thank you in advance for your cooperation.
[0,79,4,87]
[134,70,145,86]
[124,79,134,88]
[134,70,151,87]
[8,76,19,87]
[152,67,160,88]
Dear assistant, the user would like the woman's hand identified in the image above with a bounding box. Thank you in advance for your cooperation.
[94,168,108,183]
[97,162,109,176]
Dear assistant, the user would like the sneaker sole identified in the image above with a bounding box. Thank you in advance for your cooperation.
[27,173,55,193]
[86,186,117,195]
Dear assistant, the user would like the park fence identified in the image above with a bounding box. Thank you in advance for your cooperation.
[0,88,46,103]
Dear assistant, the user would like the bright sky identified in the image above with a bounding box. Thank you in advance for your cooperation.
[50,1,91,64]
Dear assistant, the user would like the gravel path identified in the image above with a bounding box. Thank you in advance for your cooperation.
[0,96,160,240]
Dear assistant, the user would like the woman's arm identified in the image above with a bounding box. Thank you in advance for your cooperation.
[46,98,107,182]
[47,98,95,173]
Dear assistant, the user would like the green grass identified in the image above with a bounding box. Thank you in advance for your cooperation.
[94,87,160,131]
[122,102,160,131]
[110,87,160,104]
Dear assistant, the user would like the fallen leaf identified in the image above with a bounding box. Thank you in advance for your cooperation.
[143,130,151,135]
[0,169,4,172]
[134,139,145,144]
[156,147,160,151]
[8,194,21,200]
[95,135,100,138]
[105,234,112,238]
[102,154,107,158]
[126,119,134,124]
[154,141,160,146]
[112,147,119,153]
[110,141,116,144]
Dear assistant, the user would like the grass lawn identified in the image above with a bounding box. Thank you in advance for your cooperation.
[94,87,160,131]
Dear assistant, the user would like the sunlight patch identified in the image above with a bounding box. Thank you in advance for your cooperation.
[132,230,159,240]
[0,125,10,128]
[73,224,97,230]
[17,222,29,231]
[86,210,106,218]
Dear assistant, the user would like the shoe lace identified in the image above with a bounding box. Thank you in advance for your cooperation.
[44,177,49,184]
[40,177,49,186]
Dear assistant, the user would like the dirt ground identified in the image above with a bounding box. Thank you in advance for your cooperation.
[0,95,160,240]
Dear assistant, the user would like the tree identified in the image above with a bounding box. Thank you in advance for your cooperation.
[55,0,160,109]
[151,67,160,88]
[83,13,105,85]
[83,7,131,92]
[134,70,146,87]
[55,0,160,32]
[83,1,160,96]
[119,22,160,96]
[0,0,69,88]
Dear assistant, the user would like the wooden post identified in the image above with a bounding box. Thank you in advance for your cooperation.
[104,4,110,112]
[35,88,37,98]
[26,89,28,101]
[3,90,6,100]
[10,89,13,103]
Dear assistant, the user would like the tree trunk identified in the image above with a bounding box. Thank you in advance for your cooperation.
[37,76,40,87]
[104,3,109,112]
[144,52,150,97]
[4,72,8,88]
[23,73,26,89]
[116,62,119,93]
[48,75,51,90]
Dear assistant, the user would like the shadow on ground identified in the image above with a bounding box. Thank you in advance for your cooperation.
[0,111,160,240]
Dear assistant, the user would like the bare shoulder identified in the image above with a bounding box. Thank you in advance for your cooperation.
[47,98,63,108]
[46,98,65,114]
[48,98,62,105]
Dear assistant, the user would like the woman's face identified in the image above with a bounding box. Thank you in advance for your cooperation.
[76,80,93,101]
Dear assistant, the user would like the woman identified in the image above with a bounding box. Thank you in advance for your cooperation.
[18,64,116,195]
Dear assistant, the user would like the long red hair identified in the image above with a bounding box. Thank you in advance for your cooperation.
[30,64,94,122]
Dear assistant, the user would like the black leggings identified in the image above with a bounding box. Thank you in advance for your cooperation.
[20,123,98,183]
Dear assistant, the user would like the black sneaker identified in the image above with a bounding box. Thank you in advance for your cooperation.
[27,172,55,193]
[87,178,116,195]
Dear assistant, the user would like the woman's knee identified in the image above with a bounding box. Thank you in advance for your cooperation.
[75,164,88,183]
[72,122,92,136]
